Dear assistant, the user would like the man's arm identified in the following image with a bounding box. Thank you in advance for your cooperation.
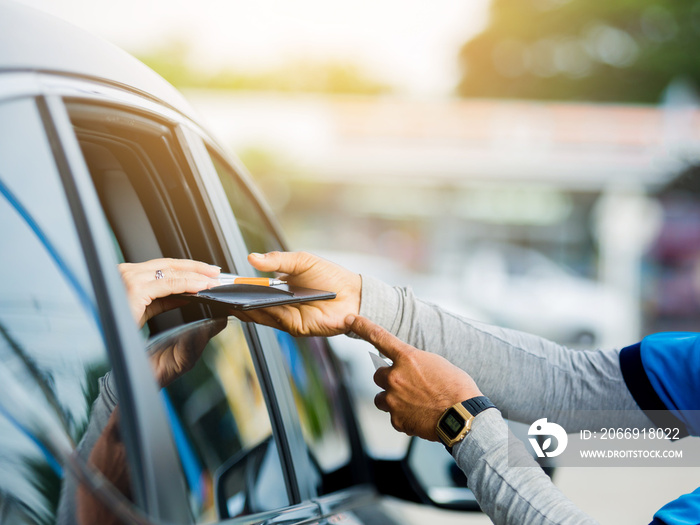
[359,275,651,430]
[347,315,598,525]
[453,409,597,525]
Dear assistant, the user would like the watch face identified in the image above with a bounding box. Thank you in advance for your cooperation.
[441,408,465,439]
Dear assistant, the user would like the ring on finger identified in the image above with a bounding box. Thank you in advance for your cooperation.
[155,269,164,280]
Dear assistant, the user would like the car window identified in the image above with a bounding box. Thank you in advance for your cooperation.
[208,150,354,495]
[66,102,292,522]
[274,332,353,493]
[68,102,231,337]
[150,317,289,521]
[68,103,220,268]
[0,98,134,524]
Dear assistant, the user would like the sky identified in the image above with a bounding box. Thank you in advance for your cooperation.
[15,0,489,96]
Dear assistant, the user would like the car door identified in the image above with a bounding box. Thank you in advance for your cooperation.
[0,82,195,524]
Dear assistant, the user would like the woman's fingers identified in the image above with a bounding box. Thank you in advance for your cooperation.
[120,260,219,285]
[119,258,221,326]
[124,258,220,277]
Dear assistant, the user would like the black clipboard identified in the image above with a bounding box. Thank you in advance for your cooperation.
[184,283,336,311]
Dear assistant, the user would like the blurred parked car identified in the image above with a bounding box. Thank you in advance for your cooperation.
[460,242,636,348]
[0,2,483,523]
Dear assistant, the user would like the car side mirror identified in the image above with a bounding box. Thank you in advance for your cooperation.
[368,436,481,511]
[214,437,288,519]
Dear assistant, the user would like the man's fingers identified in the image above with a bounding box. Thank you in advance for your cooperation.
[374,391,389,412]
[373,366,390,390]
[346,315,408,362]
[237,306,292,330]
[233,305,320,336]
[248,251,318,277]
[230,310,255,323]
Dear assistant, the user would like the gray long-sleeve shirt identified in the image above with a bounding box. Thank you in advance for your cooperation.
[358,275,653,524]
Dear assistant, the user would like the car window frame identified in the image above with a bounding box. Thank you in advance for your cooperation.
[63,99,308,517]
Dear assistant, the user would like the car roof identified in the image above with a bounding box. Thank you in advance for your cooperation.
[0,0,195,117]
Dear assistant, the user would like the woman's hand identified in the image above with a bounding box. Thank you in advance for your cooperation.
[234,251,362,337]
[119,258,221,328]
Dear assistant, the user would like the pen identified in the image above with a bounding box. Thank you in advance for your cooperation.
[217,273,286,286]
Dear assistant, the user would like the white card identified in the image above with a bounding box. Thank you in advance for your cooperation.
[369,351,391,370]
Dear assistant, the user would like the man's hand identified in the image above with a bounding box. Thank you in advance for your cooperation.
[234,251,362,337]
[119,258,220,328]
[347,315,482,442]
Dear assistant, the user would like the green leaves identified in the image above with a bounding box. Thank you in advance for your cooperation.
[458,0,700,103]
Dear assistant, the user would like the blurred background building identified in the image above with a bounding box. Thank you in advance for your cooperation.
[17,0,700,522]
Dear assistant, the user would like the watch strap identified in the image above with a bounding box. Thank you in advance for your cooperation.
[461,396,496,417]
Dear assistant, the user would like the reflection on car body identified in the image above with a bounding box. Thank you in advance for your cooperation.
[146,318,286,520]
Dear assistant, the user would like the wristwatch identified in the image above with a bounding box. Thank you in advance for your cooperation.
[436,396,496,452]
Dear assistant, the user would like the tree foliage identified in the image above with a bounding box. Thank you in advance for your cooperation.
[457,0,700,102]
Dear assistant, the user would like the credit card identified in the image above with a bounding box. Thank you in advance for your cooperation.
[369,351,391,370]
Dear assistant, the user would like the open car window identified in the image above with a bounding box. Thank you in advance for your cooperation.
[67,102,229,338]
[65,101,293,522]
